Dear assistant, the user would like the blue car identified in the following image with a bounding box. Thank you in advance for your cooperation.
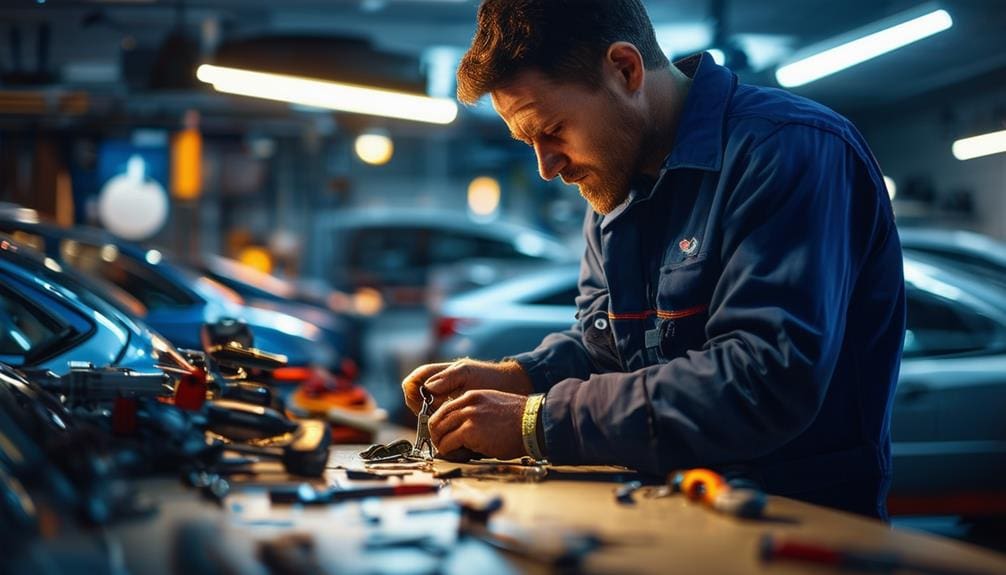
[0,235,183,374]
[185,253,366,367]
[0,213,342,373]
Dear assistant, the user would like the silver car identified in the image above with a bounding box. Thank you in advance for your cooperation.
[900,227,1006,293]
[311,208,575,307]
[432,255,1006,514]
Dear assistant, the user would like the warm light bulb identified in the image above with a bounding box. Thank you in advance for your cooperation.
[467,176,501,218]
[354,133,395,165]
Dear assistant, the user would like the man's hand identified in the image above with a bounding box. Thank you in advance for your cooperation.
[401,358,532,415]
[428,390,527,460]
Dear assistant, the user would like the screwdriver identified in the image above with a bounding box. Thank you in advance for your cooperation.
[270,483,440,504]
[760,534,998,575]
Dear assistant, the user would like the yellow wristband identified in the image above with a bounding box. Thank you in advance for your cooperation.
[522,393,546,460]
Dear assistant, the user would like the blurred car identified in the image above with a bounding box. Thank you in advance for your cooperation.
[431,265,581,362]
[431,256,1006,516]
[312,208,576,307]
[185,254,365,366]
[899,227,1006,291]
[0,212,341,373]
[0,235,186,375]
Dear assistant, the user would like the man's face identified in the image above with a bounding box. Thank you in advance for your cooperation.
[491,69,646,215]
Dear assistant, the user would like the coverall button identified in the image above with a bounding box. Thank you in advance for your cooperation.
[594,317,609,331]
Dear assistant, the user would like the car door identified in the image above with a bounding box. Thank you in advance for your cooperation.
[894,285,1006,495]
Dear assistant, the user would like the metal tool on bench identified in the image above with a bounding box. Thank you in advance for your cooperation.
[434,464,548,483]
[270,482,440,505]
[218,417,332,477]
[760,534,998,575]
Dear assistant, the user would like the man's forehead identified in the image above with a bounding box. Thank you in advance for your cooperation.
[489,69,555,119]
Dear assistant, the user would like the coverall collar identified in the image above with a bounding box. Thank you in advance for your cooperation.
[661,51,735,173]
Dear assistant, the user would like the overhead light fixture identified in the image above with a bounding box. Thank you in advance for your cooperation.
[775,5,952,88]
[952,129,1006,161]
[196,64,458,125]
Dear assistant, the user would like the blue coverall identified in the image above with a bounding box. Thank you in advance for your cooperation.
[511,52,906,519]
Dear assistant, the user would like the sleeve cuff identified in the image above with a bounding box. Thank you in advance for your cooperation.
[506,351,556,395]
[539,377,582,465]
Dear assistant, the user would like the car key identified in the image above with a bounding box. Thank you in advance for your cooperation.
[410,386,436,460]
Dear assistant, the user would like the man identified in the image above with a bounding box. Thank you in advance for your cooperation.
[402,0,905,519]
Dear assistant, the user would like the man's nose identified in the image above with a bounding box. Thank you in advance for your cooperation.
[534,143,567,181]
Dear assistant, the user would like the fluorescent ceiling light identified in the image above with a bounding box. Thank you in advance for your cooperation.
[952,129,1006,161]
[196,64,458,125]
[776,6,952,88]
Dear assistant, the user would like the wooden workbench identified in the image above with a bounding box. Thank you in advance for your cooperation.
[39,441,988,575]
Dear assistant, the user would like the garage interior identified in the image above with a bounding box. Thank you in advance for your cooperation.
[1,0,1005,573]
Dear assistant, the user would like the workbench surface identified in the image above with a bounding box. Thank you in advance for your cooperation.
[35,443,1006,575]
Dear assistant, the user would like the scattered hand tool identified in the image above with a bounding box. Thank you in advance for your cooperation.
[457,493,601,569]
[671,468,766,518]
[615,480,643,505]
[760,534,998,575]
[269,483,440,505]
[434,464,548,483]
[221,419,332,477]
[344,469,412,480]
[203,399,298,441]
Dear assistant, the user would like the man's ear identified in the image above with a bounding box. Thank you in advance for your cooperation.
[605,42,645,93]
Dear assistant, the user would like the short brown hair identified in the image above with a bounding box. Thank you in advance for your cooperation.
[456,0,669,105]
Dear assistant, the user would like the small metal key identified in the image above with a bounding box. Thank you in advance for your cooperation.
[410,386,436,460]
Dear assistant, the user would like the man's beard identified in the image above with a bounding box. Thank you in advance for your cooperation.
[577,92,646,215]
[579,169,631,215]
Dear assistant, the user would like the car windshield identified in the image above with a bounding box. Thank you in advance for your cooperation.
[11,248,142,336]
[59,239,198,310]
[206,255,297,299]
[0,284,71,363]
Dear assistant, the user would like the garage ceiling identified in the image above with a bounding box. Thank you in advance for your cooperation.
[0,0,1002,121]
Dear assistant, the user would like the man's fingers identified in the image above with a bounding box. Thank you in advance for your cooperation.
[401,362,452,413]
[402,385,424,414]
[403,362,452,388]
[424,361,473,395]
[429,391,483,443]
[435,421,475,455]
[429,404,475,445]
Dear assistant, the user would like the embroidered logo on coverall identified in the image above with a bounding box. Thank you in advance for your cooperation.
[679,237,699,256]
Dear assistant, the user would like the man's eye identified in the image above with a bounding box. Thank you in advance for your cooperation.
[545,124,562,137]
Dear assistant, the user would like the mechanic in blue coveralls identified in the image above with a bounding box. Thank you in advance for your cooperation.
[402,0,906,519]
